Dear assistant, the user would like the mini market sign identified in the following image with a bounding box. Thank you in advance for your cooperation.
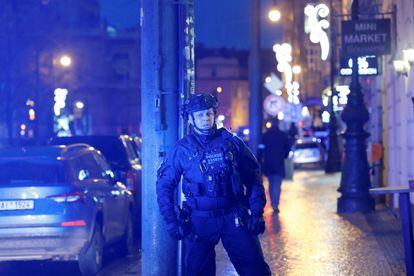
[342,19,391,57]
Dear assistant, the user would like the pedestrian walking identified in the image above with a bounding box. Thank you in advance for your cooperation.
[262,118,291,213]
[287,122,299,146]
[156,93,271,275]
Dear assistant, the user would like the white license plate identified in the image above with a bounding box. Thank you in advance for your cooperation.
[0,200,34,211]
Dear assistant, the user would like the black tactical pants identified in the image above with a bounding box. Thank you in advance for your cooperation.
[184,210,271,276]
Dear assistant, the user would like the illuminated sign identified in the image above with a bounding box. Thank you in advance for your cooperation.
[339,56,380,76]
[342,19,391,57]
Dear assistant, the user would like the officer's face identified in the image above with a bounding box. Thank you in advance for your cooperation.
[191,108,215,129]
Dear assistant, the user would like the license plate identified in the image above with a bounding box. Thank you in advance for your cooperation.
[0,200,34,211]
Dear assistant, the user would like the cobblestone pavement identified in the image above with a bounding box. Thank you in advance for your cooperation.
[216,170,406,276]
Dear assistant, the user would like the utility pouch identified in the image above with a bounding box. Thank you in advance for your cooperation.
[218,171,230,196]
[177,203,199,241]
[176,203,191,235]
[231,169,242,196]
[187,182,203,196]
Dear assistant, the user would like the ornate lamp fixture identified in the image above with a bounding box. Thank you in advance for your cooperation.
[403,47,414,65]
[393,59,410,76]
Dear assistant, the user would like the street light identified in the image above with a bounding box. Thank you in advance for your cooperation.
[268,9,281,22]
[292,65,301,74]
[403,47,414,65]
[75,101,85,109]
[59,55,72,67]
[393,59,410,76]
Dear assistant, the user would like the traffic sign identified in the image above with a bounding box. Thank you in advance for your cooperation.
[263,94,285,116]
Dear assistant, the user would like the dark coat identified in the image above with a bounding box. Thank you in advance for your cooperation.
[156,128,266,224]
[262,127,291,177]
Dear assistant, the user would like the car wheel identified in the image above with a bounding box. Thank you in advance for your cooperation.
[78,223,104,275]
[119,213,135,256]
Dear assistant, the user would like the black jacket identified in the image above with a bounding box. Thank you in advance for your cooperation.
[156,128,266,224]
[262,127,291,177]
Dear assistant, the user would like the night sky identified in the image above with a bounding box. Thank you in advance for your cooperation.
[195,0,283,49]
[101,0,139,30]
[101,0,283,49]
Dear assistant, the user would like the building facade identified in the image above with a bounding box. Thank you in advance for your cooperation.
[195,52,249,131]
[379,0,414,201]
[0,0,140,146]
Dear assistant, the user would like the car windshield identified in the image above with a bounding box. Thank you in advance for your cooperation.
[295,142,319,150]
[0,158,66,184]
[85,141,129,169]
[51,137,130,169]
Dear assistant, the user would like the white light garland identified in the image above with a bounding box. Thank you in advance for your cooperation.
[273,43,301,106]
[273,43,293,101]
[304,4,330,61]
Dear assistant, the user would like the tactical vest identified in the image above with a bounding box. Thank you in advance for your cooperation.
[183,131,241,199]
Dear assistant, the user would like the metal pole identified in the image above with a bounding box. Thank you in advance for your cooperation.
[249,0,262,157]
[141,0,179,275]
[5,1,13,146]
[399,193,414,276]
[337,0,374,213]
[177,1,195,274]
[34,48,40,143]
[325,0,341,173]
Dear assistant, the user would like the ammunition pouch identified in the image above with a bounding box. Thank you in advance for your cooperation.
[231,169,242,196]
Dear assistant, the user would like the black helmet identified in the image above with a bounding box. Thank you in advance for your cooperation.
[185,93,218,114]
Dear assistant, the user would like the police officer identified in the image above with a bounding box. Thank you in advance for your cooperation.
[156,93,271,275]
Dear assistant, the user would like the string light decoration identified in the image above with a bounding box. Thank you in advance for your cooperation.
[304,4,330,61]
[273,43,293,96]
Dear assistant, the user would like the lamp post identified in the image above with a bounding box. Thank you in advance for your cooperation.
[250,1,283,157]
[325,0,341,173]
[249,0,261,157]
[337,0,374,213]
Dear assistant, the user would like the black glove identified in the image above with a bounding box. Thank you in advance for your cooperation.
[166,221,185,240]
[247,215,265,235]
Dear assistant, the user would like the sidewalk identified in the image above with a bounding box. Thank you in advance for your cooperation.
[216,170,407,275]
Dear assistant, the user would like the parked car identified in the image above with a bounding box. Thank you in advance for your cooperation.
[0,144,134,275]
[50,135,142,208]
[293,137,326,169]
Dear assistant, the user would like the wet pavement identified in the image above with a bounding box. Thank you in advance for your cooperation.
[217,170,406,275]
[0,246,141,275]
[0,170,408,275]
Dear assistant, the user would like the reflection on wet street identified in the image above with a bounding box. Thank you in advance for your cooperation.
[0,247,140,275]
[0,170,406,275]
[217,170,406,275]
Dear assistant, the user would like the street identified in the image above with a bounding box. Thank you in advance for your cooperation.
[0,0,410,275]
[0,247,140,275]
[0,169,407,275]
[216,170,406,275]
